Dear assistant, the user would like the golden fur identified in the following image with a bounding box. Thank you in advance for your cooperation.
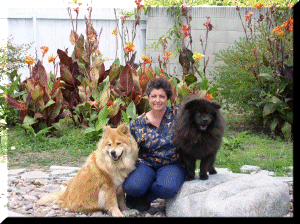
[37,124,138,217]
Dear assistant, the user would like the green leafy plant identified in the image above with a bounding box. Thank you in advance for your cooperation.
[82,105,110,138]
[4,59,71,133]
[17,115,53,138]
[222,131,250,150]
[0,38,33,124]
[213,1,293,138]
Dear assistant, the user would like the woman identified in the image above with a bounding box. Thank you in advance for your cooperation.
[123,77,187,212]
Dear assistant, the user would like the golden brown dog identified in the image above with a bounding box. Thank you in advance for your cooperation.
[37,124,138,217]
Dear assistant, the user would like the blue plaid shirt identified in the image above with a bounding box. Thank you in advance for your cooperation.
[129,106,181,168]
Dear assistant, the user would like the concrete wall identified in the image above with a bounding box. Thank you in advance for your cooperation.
[3,8,147,80]
[145,6,267,79]
[2,6,268,80]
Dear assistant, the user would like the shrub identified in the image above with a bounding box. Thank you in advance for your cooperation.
[212,2,293,138]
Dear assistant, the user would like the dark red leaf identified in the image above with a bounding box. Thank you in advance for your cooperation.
[32,60,47,87]
[57,49,73,71]
[60,63,75,86]
[34,112,46,119]
[118,63,134,96]
[3,94,26,111]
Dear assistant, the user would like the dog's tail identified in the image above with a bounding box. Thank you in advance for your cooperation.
[37,186,66,206]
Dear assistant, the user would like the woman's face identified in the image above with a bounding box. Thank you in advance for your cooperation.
[148,88,168,112]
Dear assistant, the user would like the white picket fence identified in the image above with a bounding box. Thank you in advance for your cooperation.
[2,8,147,80]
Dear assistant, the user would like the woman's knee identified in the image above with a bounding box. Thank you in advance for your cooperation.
[123,161,156,197]
[151,164,186,199]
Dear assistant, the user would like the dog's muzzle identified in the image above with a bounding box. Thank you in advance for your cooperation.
[110,150,123,162]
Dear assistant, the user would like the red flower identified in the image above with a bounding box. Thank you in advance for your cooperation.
[203,21,214,31]
[134,0,145,9]
[205,94,214,100]
[178,24,190,38]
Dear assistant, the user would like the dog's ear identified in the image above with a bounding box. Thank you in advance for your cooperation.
[210,101,221,109]
[102,125,111,135]
[118,123,130,135]
[184,99,198,110]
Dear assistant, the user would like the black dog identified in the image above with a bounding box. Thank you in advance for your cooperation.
[175,95,225,180]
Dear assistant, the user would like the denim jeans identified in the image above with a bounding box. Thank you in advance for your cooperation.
[123,161,187,202]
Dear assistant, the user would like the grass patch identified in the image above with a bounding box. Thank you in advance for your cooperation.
[3,114,293,176]
[215,133,293,176]
[3,120,97,169]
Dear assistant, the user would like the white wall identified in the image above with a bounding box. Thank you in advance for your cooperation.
[145,6,268,79]
[3,6,268,81]
[4,8,146,80]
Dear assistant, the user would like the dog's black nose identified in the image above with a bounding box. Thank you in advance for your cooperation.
[111,150,116,157]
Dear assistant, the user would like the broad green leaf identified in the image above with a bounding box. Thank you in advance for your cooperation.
[281,122,292,138]
[185,74,197,86]
[23,115,38,126]
[270,118,279,132]
[126,101,137,119]
[122,111,130,124]
[200,76,208,90]
[259,73,276,82]
[42,99,56,111]
[263,103,277,117]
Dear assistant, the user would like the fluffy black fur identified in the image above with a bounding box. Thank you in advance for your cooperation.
[175,95,225,181]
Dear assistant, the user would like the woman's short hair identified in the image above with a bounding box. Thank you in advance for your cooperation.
[145,77,173,100]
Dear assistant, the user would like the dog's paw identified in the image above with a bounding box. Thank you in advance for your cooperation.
[199,174,209,180]
[122,209,140,217]
[186,175,195,181]
[209,169,217,175]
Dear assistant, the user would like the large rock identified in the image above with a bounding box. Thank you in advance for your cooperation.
[166,170,290,217]
[21,171,49,180]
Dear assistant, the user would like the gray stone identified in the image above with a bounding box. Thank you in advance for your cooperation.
[240,165,260,173]
[21,171,49,180]
[166,171,290,217]
[8,169,26,176]
[49,165,80,171]
[8,211,25,217]
[50,169,77,177]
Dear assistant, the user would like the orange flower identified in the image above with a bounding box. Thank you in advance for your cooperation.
[272,26,284,36]
[123,42,135,54]
[141,55,152,64]
[245,12,254,21]
[203,21,214,31]
[73,7,79,12]
[40,46,49,54]
[87,101,98,106]
[48,55,57,63]
[281,17,293,33]
[205,94,214,100]
[178,24,190,38]
[163,50,173,60]
[25,56,34,65]
[252,2,265,9]
[134,0,145,9]
[97,50,101,55]
[112,29,118,36]
[87,33,96,43]
[107,100,113,107]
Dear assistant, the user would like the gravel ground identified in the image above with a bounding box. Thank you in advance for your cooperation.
[6,167,293,218]
[6,169,166,217]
